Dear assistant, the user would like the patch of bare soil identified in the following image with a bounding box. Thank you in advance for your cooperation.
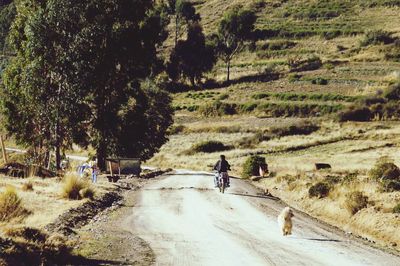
[74,178,155,266]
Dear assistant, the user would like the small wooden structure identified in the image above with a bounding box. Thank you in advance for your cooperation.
[106,157,141,177]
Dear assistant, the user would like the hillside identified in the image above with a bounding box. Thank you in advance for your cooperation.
[148,0,400,252]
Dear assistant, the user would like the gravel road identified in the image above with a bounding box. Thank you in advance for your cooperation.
[123,170,400,266]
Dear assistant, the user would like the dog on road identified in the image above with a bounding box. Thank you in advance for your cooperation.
[278,207,294,236]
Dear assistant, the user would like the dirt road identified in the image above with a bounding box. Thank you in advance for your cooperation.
[123,170,400,266]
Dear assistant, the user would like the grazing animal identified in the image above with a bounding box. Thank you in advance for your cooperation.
[315,163,331,170]
[278,207,294,236]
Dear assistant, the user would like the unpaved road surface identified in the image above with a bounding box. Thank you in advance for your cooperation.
[123,170,400,266]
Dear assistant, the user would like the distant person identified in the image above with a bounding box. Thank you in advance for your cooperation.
[213,154,231,187]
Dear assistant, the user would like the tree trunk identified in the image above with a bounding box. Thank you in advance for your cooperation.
[55,122,61,170]
[175,15,178,47]
[226,60,231,83]
[97,142,107,172]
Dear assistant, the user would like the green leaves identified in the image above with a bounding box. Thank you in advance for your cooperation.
[1,0,173,169]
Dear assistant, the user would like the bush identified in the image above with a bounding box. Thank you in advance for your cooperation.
[384,83,400,101]
[192,141,232,153]
[311,77,328,85]
[288,55,322,72]
[393,203,400,214]
[288,74,302,83]
[61,174,92,200]
[369,157,400,181]
[345,191,368,215]
[382,180,400,192]
[79,187,95,200]
[242,155,266,178]
[252,93,270,99]
[270,122,319,137]
[168,125,186,135]
[360,30,395,47]
[218,93,229,100]
[308,182,330,198]
[338,106,372,122]
[0,186,29,222]
[22,181,33,192]
[198,101,237,117]
[239,103,258,113]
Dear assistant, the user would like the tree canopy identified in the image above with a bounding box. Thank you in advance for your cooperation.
[1,0,173,170]
[215,7,256,82]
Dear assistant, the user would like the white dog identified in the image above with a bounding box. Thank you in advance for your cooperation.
[278,207,294,236]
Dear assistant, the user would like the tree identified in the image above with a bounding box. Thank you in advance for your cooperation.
[167,23,215,86]
[0,2,16,53]
[1,0,173,170]
[166,0,200,47]
[215,7,256,82]
[1,0,88,169]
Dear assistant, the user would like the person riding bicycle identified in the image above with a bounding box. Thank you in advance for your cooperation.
[213,155,231,187]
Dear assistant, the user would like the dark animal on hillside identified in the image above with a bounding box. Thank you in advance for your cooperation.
[315,163,331,170]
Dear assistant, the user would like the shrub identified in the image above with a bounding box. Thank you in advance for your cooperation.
[0,186,29,222]
[252,93,270,99]
[242,155,266,178]
[218,94,229,100]
[311,77,328,85]
[270,122,319,137]
[79,187,95,200]
[192,141,232,153]
[198,101,237,117]
[384,83,400,101]
[288,73,302,83]
[345,191,368,215]
[308,182,330,198]
[22,181,33,192]
[168,125,186,135]
[238,131,272,148]
[369,157,400,181]
[239,103,258,113]
[288,55,322,72]
[382,180,400,192]
[338,106,372,122]
[360,30,395,47]
[61,174,92,200]
[393,203,400,214]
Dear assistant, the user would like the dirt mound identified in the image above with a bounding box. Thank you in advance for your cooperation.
[45,191,122,236]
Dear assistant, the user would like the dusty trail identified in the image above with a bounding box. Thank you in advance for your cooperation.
[123,171,400,266]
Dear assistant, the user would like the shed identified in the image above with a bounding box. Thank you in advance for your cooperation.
[106,157,141,176]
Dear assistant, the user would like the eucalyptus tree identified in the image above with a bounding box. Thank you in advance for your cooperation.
[1,0,173,170]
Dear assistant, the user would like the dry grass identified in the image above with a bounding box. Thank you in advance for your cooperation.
[22,180,34,191]
[0,186,30,222]
[61,173,95,200]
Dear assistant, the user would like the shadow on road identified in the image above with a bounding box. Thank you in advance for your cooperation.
[293,237,341,243]
[230,192,279,201]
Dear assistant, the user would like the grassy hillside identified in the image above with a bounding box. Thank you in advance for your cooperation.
[149,0,400,252]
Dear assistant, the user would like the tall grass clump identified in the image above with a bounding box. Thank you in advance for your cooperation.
[0,186,29,222]
[270,121,319,137]
[369,157,400,192]
[61,174,94,200]
[360,30,395,47]
[242,155,266,178]
[191,141,232,154]
[308,182,330,198]
[345,191,369,215]
[22,181,34,192]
